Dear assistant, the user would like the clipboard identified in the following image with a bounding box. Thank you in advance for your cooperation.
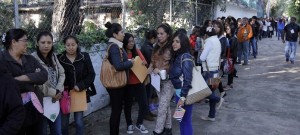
[131,56,148,83]
[70,90,87,112]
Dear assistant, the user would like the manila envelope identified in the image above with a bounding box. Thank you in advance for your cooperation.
[131,56,148,83]
[70,90,87,112]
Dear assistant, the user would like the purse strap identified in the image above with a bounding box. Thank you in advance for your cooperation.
[180,53,200,72]
[105,43,123,62]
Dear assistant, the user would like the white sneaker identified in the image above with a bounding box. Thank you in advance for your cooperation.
[127,125,134,134]
[201,116,215,121]
[135,124,149,134]
[216,98,224,109]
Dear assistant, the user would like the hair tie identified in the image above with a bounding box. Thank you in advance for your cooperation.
[1,33,6,43]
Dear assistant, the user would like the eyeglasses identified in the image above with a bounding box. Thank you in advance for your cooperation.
[18,39,28,42]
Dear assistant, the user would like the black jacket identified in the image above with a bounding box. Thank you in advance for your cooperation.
[169,53,193,98]
[57,52,96,93]
[0,50,48,103]
[283,23,300,42]
[141,41,154,67]
[0,60,25,135]
[229,36,238,58]
[219,36,228,59]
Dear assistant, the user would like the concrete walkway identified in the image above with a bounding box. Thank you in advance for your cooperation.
[70,36,300,135]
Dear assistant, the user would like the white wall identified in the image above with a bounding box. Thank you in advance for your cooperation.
[215,3,257,19]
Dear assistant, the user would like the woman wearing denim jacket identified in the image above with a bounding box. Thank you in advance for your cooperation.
[57,35,95,135]
[200,26,223,121]
[32,31,65,135]
[104,22,134,135]
[169,32,194,135]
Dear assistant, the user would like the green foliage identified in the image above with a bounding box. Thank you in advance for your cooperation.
[288,0,300,23]
[77,22,108,49]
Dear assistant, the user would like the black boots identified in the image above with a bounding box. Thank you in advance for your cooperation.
[163,128,172,135]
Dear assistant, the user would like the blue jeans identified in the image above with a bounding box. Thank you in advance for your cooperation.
[61,111,84,135]
[202,71,220,118]
[250,38,257,57]
[285,41,297,62]
[277,29,283,40]
[43,112,62,135]
[175,95,193,135]
[237,41,249,64]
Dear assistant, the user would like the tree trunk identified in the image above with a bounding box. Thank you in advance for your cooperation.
[52,0,81,41]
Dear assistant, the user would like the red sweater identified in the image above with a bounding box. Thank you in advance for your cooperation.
[127,49,147,85]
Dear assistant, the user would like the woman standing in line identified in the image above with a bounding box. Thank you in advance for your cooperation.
[122,33,149,134]
[149,23,174,135]
[169,32,194,135]
[0,29,48,135]
[103,22,134,135]
[200,26,223,121]
[141,30,158,118]
[32,31,65,135]
[58,35,95,135]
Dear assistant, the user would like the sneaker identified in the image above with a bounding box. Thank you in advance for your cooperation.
[201,116,215,121]
[149,104,157,112]
[286,58,289,62]
[220,92,226,98]
[223,85,232,91]
[127,125,134,134]
[216,98,224,109]
[135,124,148,134]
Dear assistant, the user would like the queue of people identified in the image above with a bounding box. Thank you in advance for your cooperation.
[1,15,299,135]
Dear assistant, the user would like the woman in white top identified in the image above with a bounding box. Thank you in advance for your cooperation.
[200,26,224,121]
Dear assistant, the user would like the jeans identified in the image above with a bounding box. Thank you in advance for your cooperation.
[202,71,221,118]
[250,38,257,57]
[285,41,297,62]
[124,83,148,125]
[175,95,193,135]
[237,41,249,64]
[61,111,84,135]
[277,29,283,40]
[43,111,62,135]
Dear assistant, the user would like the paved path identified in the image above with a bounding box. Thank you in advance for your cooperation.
[70,36,300,135]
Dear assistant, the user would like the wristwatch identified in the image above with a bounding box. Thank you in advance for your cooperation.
[180,97,186,102]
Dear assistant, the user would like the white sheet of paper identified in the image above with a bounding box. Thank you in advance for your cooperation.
[43,97,60,122]
[151,73,161,92]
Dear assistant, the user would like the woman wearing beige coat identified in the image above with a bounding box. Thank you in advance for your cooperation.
[32,31,65,135]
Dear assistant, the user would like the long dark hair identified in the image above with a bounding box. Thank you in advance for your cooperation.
[36,31,55,68]
[153,23,173,55]
[171,32,191,59]
[63,35,80,52]
[104,22,122,38]
[214,21,224,37]
[123,33,137,57]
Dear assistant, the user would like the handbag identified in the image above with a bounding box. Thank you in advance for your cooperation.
[205,60,221,89]
[60,89,70,114]
[180,54,212,105]
[223,48,234,74]
[100,44,127,89]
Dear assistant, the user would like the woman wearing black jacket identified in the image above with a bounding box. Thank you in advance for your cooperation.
[0,29,48,135]
[0,60,25,135]
[57,35,96,135]
[103,22,134,135]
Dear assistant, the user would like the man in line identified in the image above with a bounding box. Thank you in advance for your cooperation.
[237,17,253,65]
[282,17,300,64]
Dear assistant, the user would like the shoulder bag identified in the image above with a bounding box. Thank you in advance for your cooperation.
[180,54,212,105]
[100,44,127,89]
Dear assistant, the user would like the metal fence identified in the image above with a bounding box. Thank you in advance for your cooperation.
[0,0,214,51]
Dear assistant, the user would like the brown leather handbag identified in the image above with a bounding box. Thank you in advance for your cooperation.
[100,44,127,89]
